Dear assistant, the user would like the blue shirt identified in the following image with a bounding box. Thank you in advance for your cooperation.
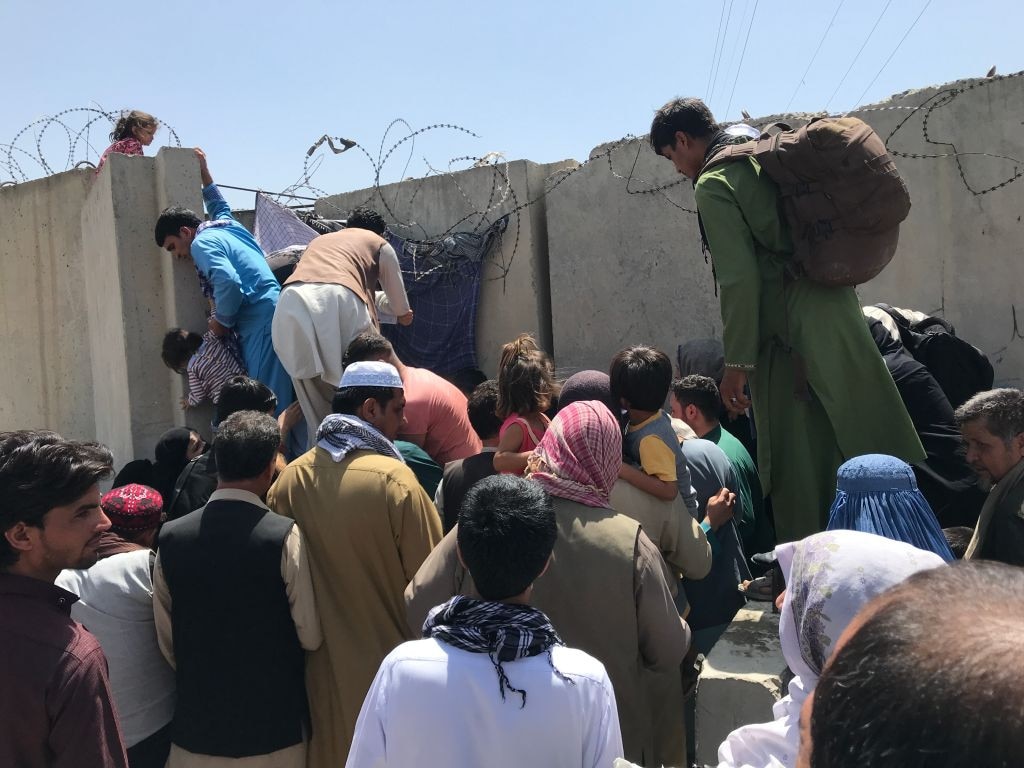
[192,185,279,335]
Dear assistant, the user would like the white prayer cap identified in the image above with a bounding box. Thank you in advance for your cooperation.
[340,361,404,389]
[725,123,761,140]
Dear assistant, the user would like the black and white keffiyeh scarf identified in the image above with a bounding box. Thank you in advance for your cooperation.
[423,595,573,708]
[316,414,404,463]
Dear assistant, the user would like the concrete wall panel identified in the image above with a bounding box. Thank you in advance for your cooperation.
[545,142,720,373]
[0,170,95,437]
[852,77,1024,386]
[1,148,211,468]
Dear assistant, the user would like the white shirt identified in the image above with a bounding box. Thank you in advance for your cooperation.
[346,637,623,768]
[57,549,176,747]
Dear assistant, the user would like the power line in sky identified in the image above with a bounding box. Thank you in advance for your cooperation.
[725,0,761,120]
[717,0,750,113]
[824,0,893,111]
[785,0,846,113]
[708,0,737,108]
[705,2,730,101]
[851,0,934,111]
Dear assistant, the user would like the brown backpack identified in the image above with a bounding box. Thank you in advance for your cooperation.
[700,117,911,286]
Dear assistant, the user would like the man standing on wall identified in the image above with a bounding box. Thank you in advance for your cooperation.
[0,431,129,768]
[154,149,294,416]
[649,98,924,541]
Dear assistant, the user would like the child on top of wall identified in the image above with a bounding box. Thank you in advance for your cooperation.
[96,109,158,173]
[493,334,556,475]
[610,344,700,513]
[161,327,247,409]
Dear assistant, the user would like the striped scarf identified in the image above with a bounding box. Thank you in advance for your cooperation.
[423,596,571,708]
[526,400,621,509]
[316,414,404,463]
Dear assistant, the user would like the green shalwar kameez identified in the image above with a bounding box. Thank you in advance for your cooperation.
[694,157,924,542]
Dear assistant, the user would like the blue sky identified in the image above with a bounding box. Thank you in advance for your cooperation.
[3,0,1022,207]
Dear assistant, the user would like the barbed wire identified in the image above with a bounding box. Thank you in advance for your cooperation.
[0,106,181,184]
[883,69,1024,196]
[270,71,1024,286]
[6,73,1020,283]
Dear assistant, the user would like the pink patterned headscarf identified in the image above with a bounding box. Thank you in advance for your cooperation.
[526,400,621,508]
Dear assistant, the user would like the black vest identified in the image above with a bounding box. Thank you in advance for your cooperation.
[158,497,308,757]
[440,451,498,532]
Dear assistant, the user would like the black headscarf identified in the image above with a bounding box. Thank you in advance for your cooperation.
[151,428,194,508]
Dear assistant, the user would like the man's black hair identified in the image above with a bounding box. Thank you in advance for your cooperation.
[154,206,202,247]
[649,97,719,152]
[467,380,502,441]
[161,328,203,373]
[346,207,387,236]
[457,475,556,601]
[215,376,278,425]
[671,374,721,422]
[343,331,394,367]
[609,345,673,412]
[332,386,398,416]
[810,561,1024,768]
[0,431,113,569]
[214,411,282,482]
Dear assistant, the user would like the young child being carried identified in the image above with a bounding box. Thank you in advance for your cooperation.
[161,327,247,408]
[493,334,556,475]
[610,345,700,512]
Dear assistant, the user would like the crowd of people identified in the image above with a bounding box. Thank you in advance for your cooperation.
[2,98,1023,768]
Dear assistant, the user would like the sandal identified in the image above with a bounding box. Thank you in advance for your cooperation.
[738,575,774,602]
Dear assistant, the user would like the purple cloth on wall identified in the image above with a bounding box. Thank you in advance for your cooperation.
[381,216,506,374]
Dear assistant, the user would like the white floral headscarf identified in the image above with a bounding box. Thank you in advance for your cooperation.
[717,530,946,768]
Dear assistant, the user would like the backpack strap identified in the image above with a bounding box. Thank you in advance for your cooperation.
[758,121,793,136]
[698,141,758,177]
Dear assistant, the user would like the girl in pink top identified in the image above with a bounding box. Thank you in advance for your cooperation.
[494,334,557,475]
[96,110,158,173]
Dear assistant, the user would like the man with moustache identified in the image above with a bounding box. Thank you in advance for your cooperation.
[954,388,1024,565]
[0,430,128,768]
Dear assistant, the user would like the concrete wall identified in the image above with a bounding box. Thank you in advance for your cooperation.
[316,158,576,377]
[696,605,785,765]
[852,76,1024,386]
[2,73,1020,470]
[1,148,211,467]
[81,149,212,465]
[546,141,719,373]
[1,170,96,438]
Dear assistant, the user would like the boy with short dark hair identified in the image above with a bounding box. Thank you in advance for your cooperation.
[161,327,245,408]
[609,345,699,511]
[347,475,623,767]
[434,380,503,532]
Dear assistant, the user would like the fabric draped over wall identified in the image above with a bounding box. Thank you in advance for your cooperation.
[381,216,507,374]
